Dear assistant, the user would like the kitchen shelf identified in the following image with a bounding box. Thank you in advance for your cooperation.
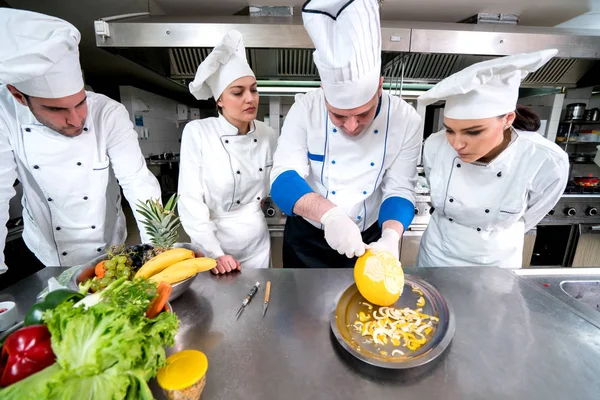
[557,141,600,145]
[561,120,600,125]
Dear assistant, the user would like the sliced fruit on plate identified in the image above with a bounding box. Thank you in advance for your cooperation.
[354,249,404,306]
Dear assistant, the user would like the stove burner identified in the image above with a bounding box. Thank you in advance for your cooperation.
[564,183,600,195]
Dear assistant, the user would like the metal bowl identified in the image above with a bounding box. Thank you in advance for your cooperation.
[69,242,204,302]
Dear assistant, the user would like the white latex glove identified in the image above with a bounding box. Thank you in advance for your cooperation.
[368,228,401,260]
[321,207,366,258]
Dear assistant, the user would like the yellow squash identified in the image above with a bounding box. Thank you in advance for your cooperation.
[354,249,404,306]
[135,248,195,279]
[148,257,216,285]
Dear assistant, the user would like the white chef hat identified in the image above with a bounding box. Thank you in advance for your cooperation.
[418,49,558,120]
[302,0,381,109]
[189,30,255,101]
[0,9,84,98]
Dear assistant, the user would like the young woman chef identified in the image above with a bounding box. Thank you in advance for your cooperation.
[416,49,569,268]
[178,30,277,274]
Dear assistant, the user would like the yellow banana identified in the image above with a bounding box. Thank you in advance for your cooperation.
[135,248,195,279]
[148,257,215,284]
[190,257,218,273]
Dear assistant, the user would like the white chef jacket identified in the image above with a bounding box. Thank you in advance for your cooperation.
[178,115,277,268]
[417,128,569,268]
[270,89,422,230]
[0,86,161,272]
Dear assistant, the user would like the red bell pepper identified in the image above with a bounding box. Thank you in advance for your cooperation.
[0,324,55,387]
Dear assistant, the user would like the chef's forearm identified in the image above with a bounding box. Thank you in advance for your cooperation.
[382,220,405,237]
[379,196,414,232]
[292,192,336,223]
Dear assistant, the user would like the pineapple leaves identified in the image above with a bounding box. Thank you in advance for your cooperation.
[135,194,181,249]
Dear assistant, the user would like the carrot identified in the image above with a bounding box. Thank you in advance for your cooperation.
[146,281,172,319]
[95,260,107,278]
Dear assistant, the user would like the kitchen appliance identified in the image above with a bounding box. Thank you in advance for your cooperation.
[533,193,600,267]
[584,108,600,122]
[566,103,587,121]
[574,175,599,187]
[262,197,285,268]
[400,195,432,267]
[94,15,600,96]
[572,154,591,163]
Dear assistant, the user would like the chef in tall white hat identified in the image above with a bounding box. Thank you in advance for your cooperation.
[178,30,277,273]
[416,49,569,268]
[270,0,422,268]
[0,9,161,273]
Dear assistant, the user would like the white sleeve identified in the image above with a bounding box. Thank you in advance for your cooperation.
[177,124,224,259]
[380,107,423,205]
[422,131,444,187]
[270,98,310,185]
[105,104,162,244]
[0,116,18,273]
[522,152,569,232]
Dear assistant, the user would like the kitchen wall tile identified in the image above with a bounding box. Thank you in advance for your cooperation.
[119,86,191,156]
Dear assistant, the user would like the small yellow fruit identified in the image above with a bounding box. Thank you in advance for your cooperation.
[354,249,404,306]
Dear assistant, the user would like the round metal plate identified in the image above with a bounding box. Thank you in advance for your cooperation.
[330,275,455,369]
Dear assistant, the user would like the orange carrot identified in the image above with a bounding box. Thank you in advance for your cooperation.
[146,282,172,319]
[95,260,107,278]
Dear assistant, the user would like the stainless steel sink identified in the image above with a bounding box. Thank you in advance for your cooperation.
[513,268,600,328]
[560,280,600,313]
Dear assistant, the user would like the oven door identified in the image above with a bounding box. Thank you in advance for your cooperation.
[530,225,577,267]
[572,224,600,267]
[268,225,284,268]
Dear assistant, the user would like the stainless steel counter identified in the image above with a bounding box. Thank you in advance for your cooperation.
[514,268,600,329]
[2,267,600,399]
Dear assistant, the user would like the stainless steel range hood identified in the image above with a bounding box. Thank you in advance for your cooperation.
[94,14,600,88]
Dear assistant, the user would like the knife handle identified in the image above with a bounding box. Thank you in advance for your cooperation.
[264,281,271,303]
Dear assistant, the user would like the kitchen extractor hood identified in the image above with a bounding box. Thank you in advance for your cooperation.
[94,14,600,89]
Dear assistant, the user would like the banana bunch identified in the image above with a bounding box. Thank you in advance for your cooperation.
[134,248,216,285]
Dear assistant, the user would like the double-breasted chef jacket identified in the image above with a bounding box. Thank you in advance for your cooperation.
[417,128,569,268]
[178,115,277,269]
[270,89,422,235]
[0,86,161,271]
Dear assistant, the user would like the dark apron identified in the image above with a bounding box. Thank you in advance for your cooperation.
[283,216,382,268]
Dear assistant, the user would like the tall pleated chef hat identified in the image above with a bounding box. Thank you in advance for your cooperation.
[302,0,382,109]
[189,30,255,101]
[418,49,558,119]
[0,9,84,98]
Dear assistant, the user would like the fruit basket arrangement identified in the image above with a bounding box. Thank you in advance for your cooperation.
[70,194,215,301]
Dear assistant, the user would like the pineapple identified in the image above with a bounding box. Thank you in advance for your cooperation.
[136,194,181,260]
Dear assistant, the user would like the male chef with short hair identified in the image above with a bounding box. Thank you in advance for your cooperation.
[0,9,161,273]
[270,0,422,268]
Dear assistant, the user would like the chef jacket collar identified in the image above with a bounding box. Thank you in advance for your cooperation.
[468,128,519,167]
[217,113,256,137]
